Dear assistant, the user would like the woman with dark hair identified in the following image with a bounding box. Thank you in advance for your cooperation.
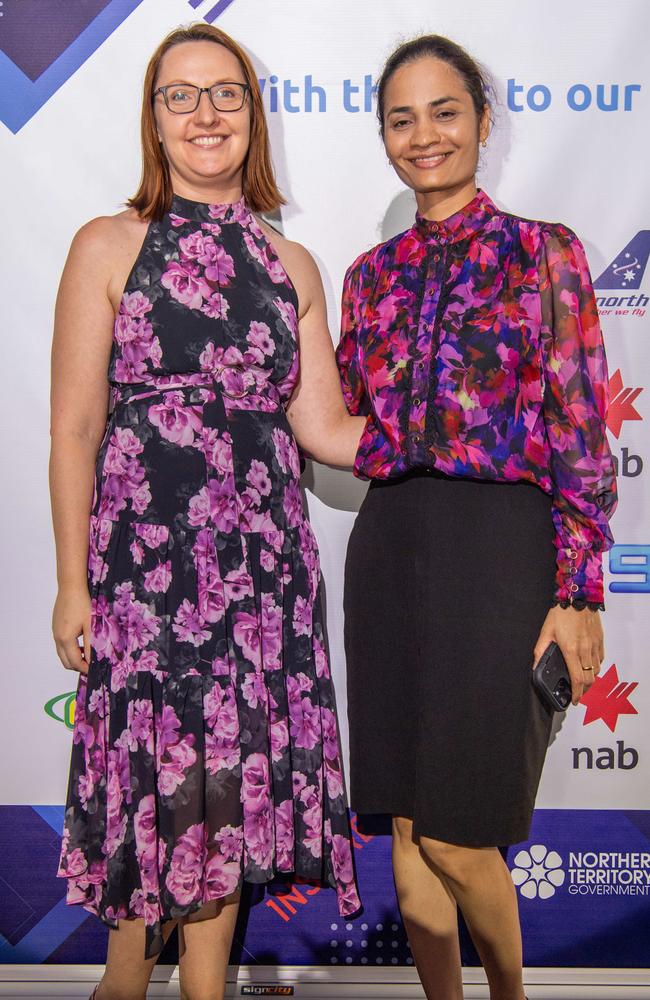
[50,23,362,1000]
[337,34,616,1000]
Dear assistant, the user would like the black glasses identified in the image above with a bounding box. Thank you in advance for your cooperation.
[154,82,249,114]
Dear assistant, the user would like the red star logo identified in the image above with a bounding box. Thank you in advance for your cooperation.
[607,369,643,439]
[580,664,638,732]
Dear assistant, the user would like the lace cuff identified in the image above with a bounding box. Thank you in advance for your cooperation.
[550,596,605,612]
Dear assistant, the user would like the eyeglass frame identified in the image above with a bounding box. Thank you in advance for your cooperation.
[153,81,250,114]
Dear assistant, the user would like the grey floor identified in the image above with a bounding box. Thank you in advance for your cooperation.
[1,967,649,999]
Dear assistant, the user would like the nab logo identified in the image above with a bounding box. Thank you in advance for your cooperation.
[594,232,650,317]
[0,0,238,133]
[580,664,638,733]
[607,370,643,439]
[607,370,644,479]
[572,665,639,771]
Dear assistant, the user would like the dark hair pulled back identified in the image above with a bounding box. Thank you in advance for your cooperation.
[377,34,491,135]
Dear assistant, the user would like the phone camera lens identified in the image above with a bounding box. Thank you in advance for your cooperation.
[554,679,571,709]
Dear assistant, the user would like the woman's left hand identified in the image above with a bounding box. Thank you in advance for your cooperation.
[533,605,604,705]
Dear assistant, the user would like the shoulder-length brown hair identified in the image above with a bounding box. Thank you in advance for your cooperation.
[128,23,284,220]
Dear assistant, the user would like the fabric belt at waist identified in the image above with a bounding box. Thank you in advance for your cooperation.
[110,368,281,407]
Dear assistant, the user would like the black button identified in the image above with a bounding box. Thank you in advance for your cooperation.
[413,434,422,443]
[414,397,421,406]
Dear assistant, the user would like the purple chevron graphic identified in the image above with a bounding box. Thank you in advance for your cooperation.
[0,0,112,81]
[188,0,237,21]
[594,231,650,289]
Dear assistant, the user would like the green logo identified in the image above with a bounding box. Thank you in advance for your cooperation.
[44,692,77,730]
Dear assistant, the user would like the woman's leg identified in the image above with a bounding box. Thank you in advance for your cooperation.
[177,892,241,1000]
[95,918,177,1000]
[418,835,525,1000]
[392,817,464,1000]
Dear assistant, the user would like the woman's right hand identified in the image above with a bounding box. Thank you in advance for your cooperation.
[50,217,120,678]
[52,586,92,675]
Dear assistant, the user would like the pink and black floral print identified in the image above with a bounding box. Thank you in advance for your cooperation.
[58,194,360,957]
[336,190,617,609]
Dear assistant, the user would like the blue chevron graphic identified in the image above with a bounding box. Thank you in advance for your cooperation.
[0,806,91,963]
[0,0,242,132]
[0,897,89,963]
[594,231,650,289]
[0,0,145,132]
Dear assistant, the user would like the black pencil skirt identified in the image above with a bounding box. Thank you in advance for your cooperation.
[343,469,557,847]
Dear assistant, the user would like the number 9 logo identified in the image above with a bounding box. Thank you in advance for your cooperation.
[609,544,650,593]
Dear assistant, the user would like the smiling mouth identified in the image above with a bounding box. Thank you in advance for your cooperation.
[189,135,228,147]
[409,152,452,168]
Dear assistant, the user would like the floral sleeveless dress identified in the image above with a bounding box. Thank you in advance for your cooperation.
[57,194,360,955]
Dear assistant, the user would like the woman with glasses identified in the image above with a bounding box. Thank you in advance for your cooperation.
[51,23,362,1000]
[337,35,616,1000]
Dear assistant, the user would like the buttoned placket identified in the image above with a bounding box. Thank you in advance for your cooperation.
[408,230,449,464]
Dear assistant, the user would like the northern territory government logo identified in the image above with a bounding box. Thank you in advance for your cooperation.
[0,0,238,133]
[594,231,650,318]
[510,843,650,900]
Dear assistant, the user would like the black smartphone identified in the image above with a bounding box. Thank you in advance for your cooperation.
[532,642,572,711]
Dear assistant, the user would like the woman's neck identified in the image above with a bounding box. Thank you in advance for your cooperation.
[415,179,478,222]
[170,171,243,206]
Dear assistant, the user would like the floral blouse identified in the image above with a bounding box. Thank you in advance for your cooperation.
[336,190,617,610]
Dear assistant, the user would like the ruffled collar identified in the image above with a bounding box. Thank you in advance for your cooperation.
[413,189,497,245]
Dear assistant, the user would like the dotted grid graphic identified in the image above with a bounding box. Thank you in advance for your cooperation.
[328,920,413,967]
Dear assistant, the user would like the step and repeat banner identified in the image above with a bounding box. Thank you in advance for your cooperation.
[1,0,648,975]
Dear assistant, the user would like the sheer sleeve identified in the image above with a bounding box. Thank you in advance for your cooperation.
[540,224,618,610]
[336,258,369,417]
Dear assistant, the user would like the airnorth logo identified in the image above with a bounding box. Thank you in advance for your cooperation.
[0,0,238,133]
[607,369,643,438]
[594,231,650,317]
[44,691,76,730]
[580,665,638,733]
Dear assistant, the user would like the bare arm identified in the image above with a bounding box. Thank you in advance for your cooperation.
[49,218,118,673]
[265,231,365,466]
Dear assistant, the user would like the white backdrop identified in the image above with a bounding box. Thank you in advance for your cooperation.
[0,0,648,866]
